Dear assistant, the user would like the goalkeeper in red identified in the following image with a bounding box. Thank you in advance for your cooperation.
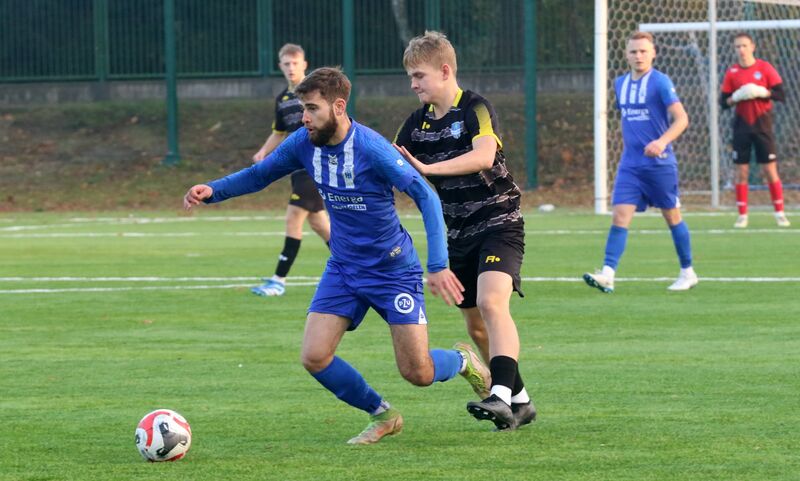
[720,32,790,228]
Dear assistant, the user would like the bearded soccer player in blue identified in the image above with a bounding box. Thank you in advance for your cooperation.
[583,31,698,293]
[183,67,490,445]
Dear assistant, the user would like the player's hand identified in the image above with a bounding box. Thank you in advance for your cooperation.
[751,85,770,99]
[426,268,465,306]
[644,139,667,157]
[252,148,267,163]
[393,144,430,176]
[183,184,213,211]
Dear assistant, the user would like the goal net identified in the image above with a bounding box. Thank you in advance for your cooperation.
[597,0,800,212]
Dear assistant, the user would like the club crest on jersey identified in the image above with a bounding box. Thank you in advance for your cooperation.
[328,154,338,165]
[450,121,463,139]
[394,293,415,314]
[754,71,763,80]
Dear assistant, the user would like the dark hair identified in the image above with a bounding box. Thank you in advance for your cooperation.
[733,32,754,44]
[295,67,351,104]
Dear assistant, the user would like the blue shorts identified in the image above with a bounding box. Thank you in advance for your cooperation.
[612,164,680,212]
[308,260,428,331]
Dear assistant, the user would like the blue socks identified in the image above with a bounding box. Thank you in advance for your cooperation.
[311,350,462,415]
[311,356,382,414]
[430,349,462,382]
[603,225,628,270]
[669,221,693,268]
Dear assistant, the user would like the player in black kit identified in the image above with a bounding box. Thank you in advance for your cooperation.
[251,44,330,297]
[394,31,534,431]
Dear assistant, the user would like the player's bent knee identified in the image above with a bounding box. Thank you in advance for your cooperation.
[300,351,332,374]
[475,295,508,318]
[398,366,433,386]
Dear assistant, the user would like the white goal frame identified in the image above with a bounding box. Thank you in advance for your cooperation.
[593,0,800,214]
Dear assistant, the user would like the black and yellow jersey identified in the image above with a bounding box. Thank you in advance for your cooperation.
[272,88,304,134]
[394,89,522,248]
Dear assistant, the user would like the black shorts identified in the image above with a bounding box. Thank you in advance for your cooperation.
[289,170,324,212]
[732,130,777,164]
[449,225,525,309]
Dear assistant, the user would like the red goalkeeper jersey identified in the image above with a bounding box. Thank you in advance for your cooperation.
[721,59,782,129]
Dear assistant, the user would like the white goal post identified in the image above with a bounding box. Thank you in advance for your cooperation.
[594,0,800,214]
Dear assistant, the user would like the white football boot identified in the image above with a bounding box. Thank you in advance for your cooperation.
[583,267,615,293]
[668,268,699,291]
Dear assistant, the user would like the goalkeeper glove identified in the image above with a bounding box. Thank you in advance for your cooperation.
[731,83,770,102]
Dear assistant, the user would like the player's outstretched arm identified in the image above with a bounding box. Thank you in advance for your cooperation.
[402,175,464,305]
[183,184,213,211]
[393,136,495,176]
[427,268,464,307]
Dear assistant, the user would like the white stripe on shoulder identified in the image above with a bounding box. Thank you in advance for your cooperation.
[628,78,638,105]
[343,130,355,189]
[619,73,630,106]
[312,148,322,183]
[638,71,652,104]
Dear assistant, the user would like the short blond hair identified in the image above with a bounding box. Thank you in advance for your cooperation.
[278,43,304,59]
[402,31,457,74]
[628,31,655,45]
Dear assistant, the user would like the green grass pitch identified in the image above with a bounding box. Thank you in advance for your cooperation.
[1,209,798,481]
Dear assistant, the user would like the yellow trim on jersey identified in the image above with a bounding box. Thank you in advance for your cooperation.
[426,88,464,112]
[392,124,403,143]
[472,102,503,149]
[452,88,463,107]
[271,120,287,134]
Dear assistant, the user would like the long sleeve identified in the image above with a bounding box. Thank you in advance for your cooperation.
[403,176,448,273]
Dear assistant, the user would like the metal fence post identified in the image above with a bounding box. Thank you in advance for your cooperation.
[425,0,441,31]
[524,0,538,189]
[257,0,274,76]
[343,0,356,116]
[163,0,180,165]
[93,0,108,81]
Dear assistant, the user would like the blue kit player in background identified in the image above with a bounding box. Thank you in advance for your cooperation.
[183,67,490,445]
[583,31,698,293]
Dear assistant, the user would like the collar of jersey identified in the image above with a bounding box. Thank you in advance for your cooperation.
[427,88,464,113]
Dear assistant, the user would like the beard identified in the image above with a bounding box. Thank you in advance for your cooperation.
[308,113,338,146]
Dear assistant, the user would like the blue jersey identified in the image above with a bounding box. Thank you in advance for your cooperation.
[614,68,681,167]
[205,120,448,275]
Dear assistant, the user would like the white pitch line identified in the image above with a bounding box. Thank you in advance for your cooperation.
[1,276,798,294]
[0,232,293,238]
[0,276,322,282]
[2,228,797,239]
[0,214,428,232]
[0,282,322,294]
[2,211,792,232]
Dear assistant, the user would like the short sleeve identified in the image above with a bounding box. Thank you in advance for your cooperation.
[764,62,783,88]
[721,68,737,94]
[659,75,681,107]
[464,99,503,149]
[273,95,288,133]
[393,113,416,153]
